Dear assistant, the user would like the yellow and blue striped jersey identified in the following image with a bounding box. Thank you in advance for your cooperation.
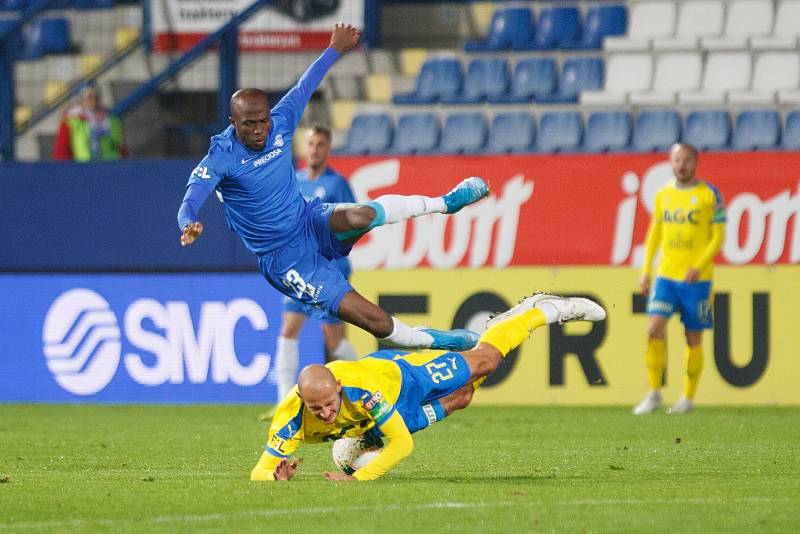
[643,179,726,282]
[265,357,404,460]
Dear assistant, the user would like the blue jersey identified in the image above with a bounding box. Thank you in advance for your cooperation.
[183,48,340,254]
[296,166,355,277]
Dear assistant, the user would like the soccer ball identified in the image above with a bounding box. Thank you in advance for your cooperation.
[331,435,384,475]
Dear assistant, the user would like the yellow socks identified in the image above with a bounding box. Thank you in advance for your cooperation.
[683,345,703,400]
[473,309,547,390]
[645,338,666,391]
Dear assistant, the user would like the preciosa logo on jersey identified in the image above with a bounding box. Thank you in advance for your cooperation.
[273,134,284,147]
[253,148,282,167]
[42,288,121,395]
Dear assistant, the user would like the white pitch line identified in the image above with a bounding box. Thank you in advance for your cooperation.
[1,497,795,530]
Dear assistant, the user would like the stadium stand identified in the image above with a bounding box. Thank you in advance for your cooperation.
[574,4,628,49]
[537,57,604,103]
[520,6,582,50]
[393,57,463,104]
[751,0,800,50]
[631,110,682,152]
[391,112,440,154]
[485,112,536,153]
[488,57,558,103]
[679,51,751,105]
[783,109,800,149]
[439,112,488,154]
[537,111,583,152]
[464,6,533,52]
[341,113,393,155]
[683,110,731,150]
[731,109,781,150]
[581,52,652,105]
[604,0,677,51]
[701,0,773,50]
[442,58,510,104]
[629,52,702,105]
[651,0,726,51]
[584,110,633,152]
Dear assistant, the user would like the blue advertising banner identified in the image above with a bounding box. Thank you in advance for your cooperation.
[0,274,325,403]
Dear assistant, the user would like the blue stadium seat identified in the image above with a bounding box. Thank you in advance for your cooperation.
[391,113,440,154]
[0,0,26,10]
[0,20,24,56]
[393,58,463,104]
[783,110,800,150]
[75,0,116,8]
[575,5,628,49]
[490,58,557,103]
[439,113,488,154]
[486,112,536,153]
[537,57,604,104]
[632,110,682,153]
[517,6,581,50]
[465,7,533,52]
[731,110,781,151]
[584,111,633,152]
[443,58,510,104]
[19,17,71,58]
[683,110,731,151]
[341,114,393,155]
[537,111,583,153]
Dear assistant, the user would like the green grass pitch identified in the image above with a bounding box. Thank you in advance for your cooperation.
[1,405,798,532]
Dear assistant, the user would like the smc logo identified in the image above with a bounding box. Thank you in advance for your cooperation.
[42,288,272,395]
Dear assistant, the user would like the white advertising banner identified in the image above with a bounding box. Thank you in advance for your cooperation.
[151,0,364,52]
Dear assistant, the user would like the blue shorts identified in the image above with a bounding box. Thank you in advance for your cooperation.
[368,349,471,434]
[258,199,353,320]
[281,255,350,324]
[648,276,713,331]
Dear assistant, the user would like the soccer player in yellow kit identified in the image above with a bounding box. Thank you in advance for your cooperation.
[633,143,726,415]
[250,294,606,481]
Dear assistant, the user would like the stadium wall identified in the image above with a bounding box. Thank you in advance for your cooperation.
[0,153,798,404]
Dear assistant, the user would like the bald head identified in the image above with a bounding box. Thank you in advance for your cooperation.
[297,364,342,423]
[669,143,699,185]
[229,88,271,151]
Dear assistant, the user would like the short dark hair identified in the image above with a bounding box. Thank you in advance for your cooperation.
[309,124,332,141]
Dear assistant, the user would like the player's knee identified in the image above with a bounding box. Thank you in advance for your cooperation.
[647,322,666,339]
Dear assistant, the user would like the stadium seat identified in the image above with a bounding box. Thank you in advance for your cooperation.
[393,58,463,104]
[583,111,632,152]
[517,6,581,50]
[729,53,800,105]
[652,0,725,51]
[782,110,800,150]
[485,112,536,153]
[439,113,488,154]
[538,57,604,104]
[537,111,583,153]
[465,7,534,52]
[683,110,731,150]
[630,53,702,105]
[74,0,115,8]
[751,0,800,50]
[702,0,773,50]
[575,4,627,50]
[731,110,781,150]
[632,110,682,152]
[19,17,71,59]
[0,20,24,57]
[443,58,510,104]
[604,1,677,51]
[581,53,652,106]
[679,52,752,105]
[341,113,393,155]
[391,113,440,154]
[488,57,557,103]
[0,0,26,10]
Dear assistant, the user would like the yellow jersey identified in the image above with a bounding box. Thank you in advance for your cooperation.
[643,179,726,282]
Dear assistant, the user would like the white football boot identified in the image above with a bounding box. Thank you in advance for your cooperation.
[486,293,607,329]
[667,396,695,414]
[632,390,663,415]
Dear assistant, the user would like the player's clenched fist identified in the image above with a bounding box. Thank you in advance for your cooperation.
[330,22,360,54]
[180,221,204,246]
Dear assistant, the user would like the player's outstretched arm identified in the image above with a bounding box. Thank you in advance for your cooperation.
[180,222,204,246]
[324,411,414,482]
[177,182,211,246]
[250,453,300,481]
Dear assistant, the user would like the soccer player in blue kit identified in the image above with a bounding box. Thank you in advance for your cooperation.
[275,124,359,401]
[177,23,489,352]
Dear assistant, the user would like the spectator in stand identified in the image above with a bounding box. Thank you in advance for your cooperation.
[53,84,126,161]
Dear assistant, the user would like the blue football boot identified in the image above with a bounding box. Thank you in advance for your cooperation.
[441,176,490,214]
[418,327,481,351]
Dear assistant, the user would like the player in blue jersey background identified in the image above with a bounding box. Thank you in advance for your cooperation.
[178,23,490,357]
[275,124,359,401]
